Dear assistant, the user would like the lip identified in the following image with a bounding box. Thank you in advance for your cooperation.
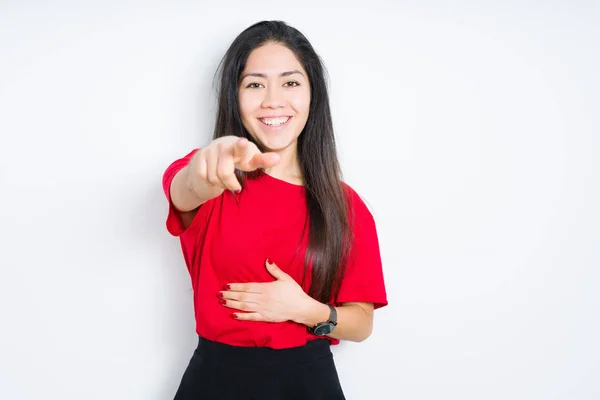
[258,116,292,129]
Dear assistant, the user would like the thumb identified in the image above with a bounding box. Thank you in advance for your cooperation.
[265,259,288,280]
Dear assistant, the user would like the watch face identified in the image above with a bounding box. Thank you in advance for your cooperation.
[313,323,333,336]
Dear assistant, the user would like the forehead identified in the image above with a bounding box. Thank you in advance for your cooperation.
[243,42,306,75]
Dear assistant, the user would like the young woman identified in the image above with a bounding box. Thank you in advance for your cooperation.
[163,20,388,400]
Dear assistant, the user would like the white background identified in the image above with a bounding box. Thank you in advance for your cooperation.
[1,1,598,399]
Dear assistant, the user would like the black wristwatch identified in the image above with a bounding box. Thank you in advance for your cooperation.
[308,304,337,336]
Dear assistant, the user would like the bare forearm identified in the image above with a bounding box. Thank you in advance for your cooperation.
[170,165,223,212]
[296,300,374,342]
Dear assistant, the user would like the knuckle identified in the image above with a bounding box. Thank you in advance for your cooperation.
[196,166,206,179]
[216,169,230,182]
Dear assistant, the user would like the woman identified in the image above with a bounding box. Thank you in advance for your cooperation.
[163,20,387,400]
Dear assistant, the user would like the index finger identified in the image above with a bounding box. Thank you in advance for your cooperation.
[233,139,281,171]
[247,152,281,170]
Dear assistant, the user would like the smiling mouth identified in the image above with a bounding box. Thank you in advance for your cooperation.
[259,116,291,127]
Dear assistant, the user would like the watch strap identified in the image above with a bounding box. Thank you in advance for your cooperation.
[327,303,338,326]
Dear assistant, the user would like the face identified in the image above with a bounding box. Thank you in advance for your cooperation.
[238,42,311,154]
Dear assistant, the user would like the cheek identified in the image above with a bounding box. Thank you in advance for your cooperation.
[238,92,259,122]
[290,92,311,117]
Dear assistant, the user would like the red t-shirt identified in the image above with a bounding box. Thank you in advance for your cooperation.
[162,149,388,349]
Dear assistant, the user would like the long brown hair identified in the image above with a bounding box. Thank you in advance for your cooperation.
[212,20,353,304]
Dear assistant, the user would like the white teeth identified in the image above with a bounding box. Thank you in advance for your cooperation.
[261,117,290,126]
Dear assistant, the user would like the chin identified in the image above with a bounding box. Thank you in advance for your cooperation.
[252,131,299,152]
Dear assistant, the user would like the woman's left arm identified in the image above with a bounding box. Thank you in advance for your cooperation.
[295,300,374,342]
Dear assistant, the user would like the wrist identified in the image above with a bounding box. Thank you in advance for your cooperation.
[295,298,331,328]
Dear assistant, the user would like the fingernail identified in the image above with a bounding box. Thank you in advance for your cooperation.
[219,299,226,305]
[216,292,223,298]
[266,258,272,265]
[235,189,242,194]
[223,284,231,290]
[232,314,239,319]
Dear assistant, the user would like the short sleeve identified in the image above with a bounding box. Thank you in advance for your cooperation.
[335,187,388,309]
[162,149,199,237]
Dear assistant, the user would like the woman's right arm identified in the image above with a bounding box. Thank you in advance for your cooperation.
[169,136,281,213]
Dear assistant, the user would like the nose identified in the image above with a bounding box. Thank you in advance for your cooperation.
[261,85,285,109]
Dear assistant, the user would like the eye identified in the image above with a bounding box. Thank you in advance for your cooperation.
[246,82,264,89]
[284,81,300,87]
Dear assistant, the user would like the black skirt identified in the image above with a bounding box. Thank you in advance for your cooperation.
[173,336,346,400]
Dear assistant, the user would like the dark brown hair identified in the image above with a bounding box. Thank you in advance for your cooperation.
[212,20,353,304]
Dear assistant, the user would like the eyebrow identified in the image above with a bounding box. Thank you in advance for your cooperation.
[240,70,305,80]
